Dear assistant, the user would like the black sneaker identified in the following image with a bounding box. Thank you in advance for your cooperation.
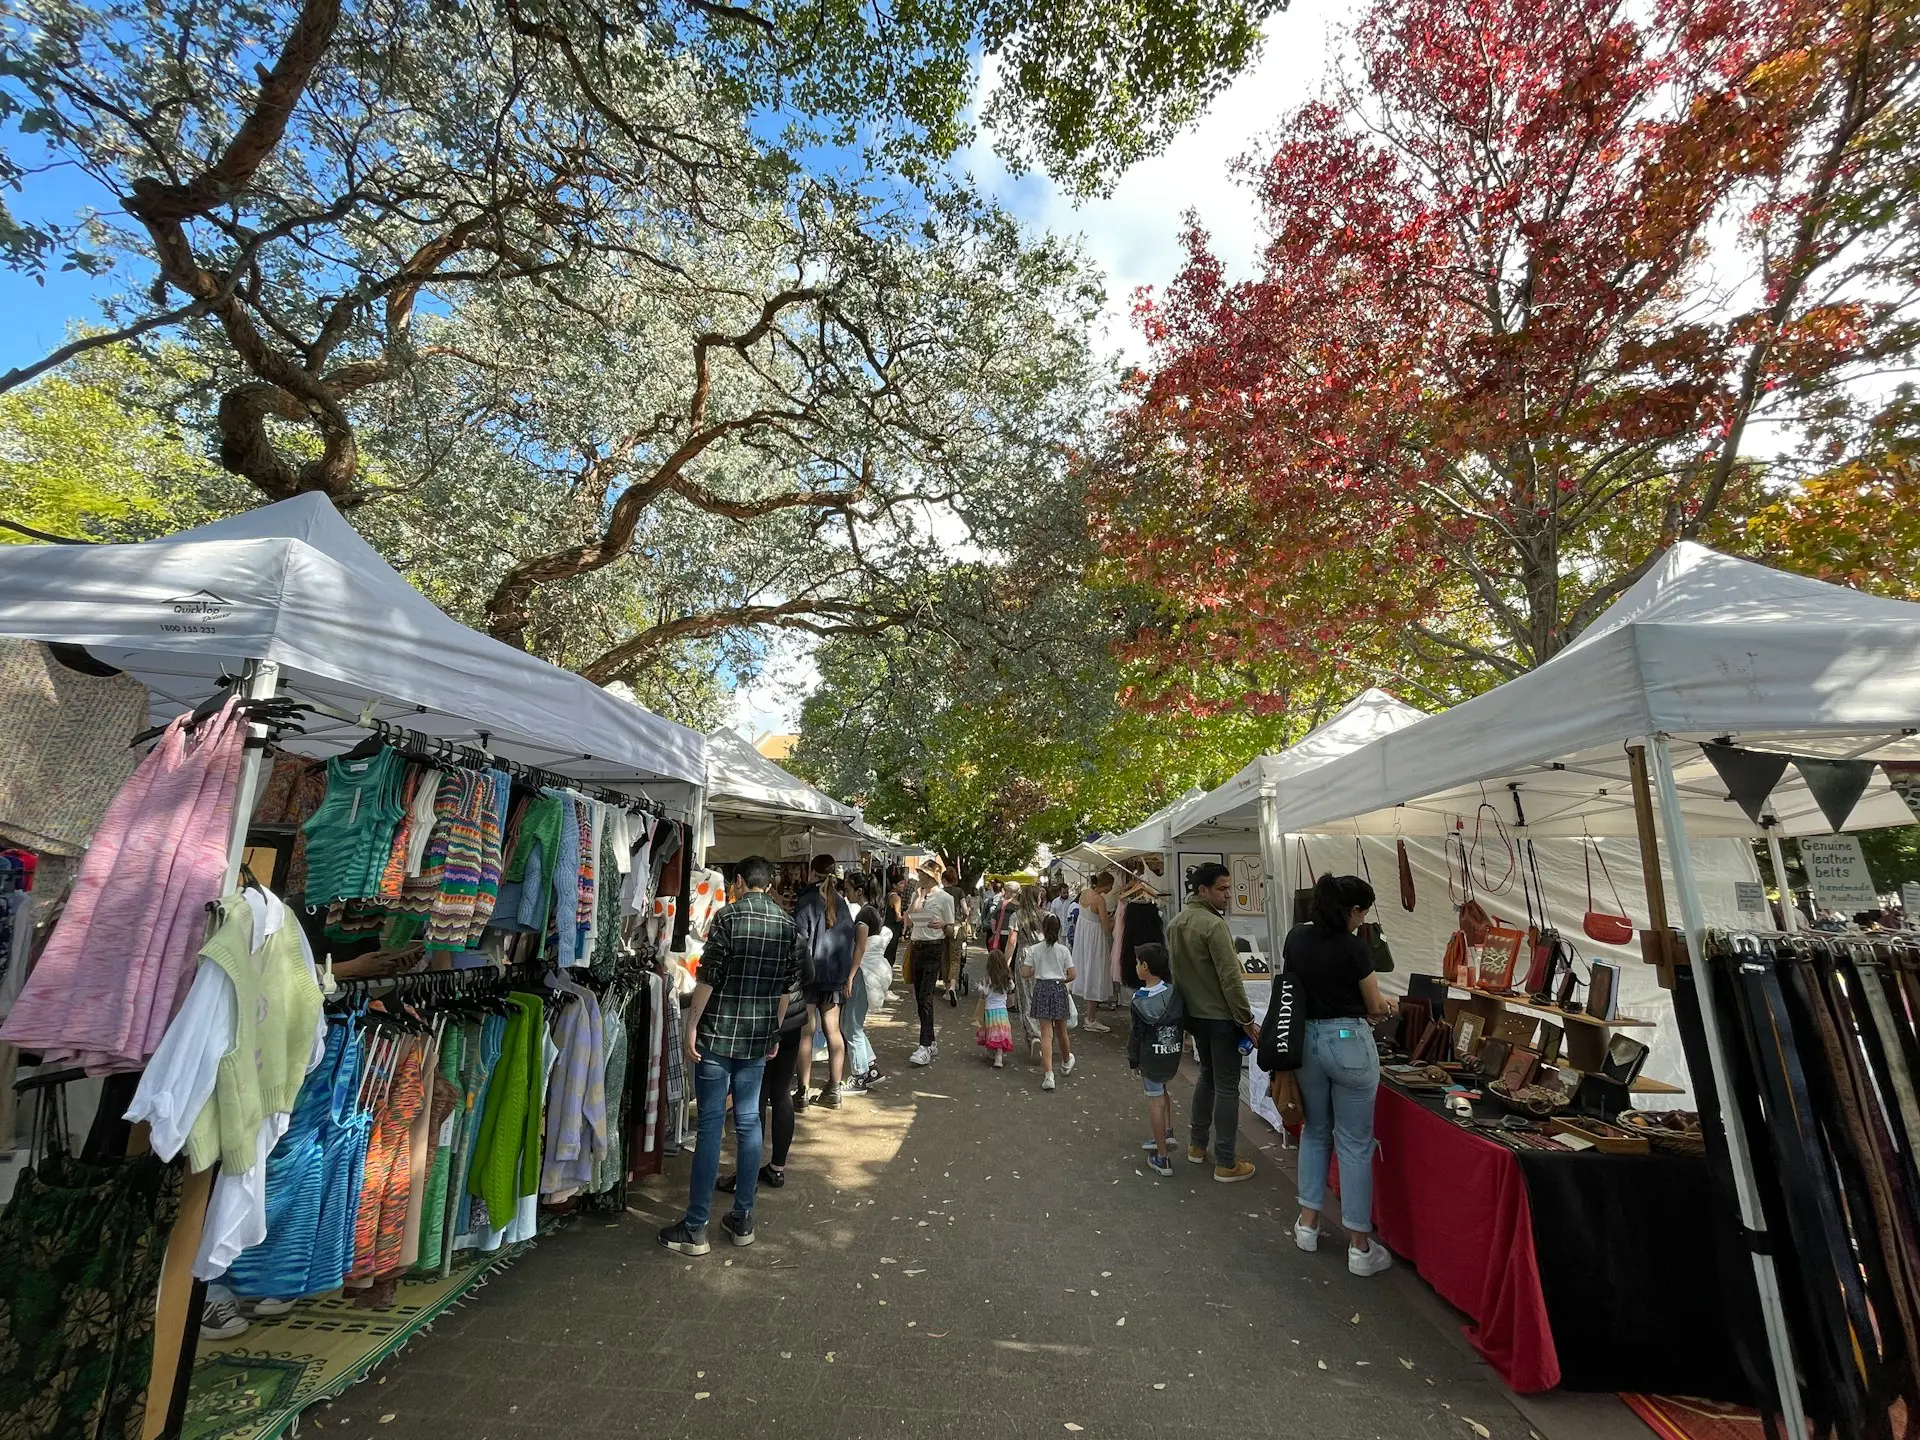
[793,1087,811,1114]
[864,1066,885,1087]
[657,1220,710,1256]
[721,1211,756,1247]
[814,1086,842,1109]
[759,1164,786,1189]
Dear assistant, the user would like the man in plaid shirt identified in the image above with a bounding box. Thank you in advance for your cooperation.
[660,854,803,1256]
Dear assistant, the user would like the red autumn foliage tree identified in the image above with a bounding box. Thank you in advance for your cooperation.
[1094,0,1920,714]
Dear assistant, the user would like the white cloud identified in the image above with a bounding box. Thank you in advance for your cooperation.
[964,5,1337,363]
[727,630,822,739]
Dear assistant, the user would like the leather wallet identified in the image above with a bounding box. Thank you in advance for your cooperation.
[1477,1037,1512,1080]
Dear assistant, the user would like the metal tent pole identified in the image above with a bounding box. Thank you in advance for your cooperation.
[1649,735,1808,1438]
[1258,794,1288,964]
[1764,828,1800,934]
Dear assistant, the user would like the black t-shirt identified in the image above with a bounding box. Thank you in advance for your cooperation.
[1281,922,1373,1020]
[856,904,884,943]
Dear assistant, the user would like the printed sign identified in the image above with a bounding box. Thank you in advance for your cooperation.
[1229,853,1265,917]
[1901,882,1920,920]
[1734,880,1767,915]
[1797,834,1881,912]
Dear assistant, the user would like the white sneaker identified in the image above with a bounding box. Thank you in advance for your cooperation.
[992,1055,1004,1068]
[1061,1054,1076,1076]
[247,1297,297,1317]
[909,1046,933,1067]
[1042,1072,1057,1091]
[1348,1239,1394,1277]
[1293,1224,1320,1253]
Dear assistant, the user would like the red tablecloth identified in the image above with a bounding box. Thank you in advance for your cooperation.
[1368,1085,1560,1391]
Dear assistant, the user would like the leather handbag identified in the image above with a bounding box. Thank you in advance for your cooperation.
[1582,832,1634,945]
[1290,839,1317,927]
[1268,1069,1305,1128]
[1356,842,1394,972]
[1397,838,1415,912]
[1447,830,1492,944]
[1257,972,1305,1072]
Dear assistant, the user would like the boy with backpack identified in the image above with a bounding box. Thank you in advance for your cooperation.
[1127,942,1186,1177]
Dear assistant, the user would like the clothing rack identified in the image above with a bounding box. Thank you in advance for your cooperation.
[322,959,553,1013]
[291,699,668,818]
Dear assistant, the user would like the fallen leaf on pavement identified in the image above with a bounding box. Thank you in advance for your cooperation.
[695,1393,710,1401]
[1152,1383,1166,1391]
[1465,1422,1490,1438]
[1317,1361,1327,1371]
[1064,1426,1084,1433]
[1115,1317,1126,1327]
[1399,1358,1413,1369]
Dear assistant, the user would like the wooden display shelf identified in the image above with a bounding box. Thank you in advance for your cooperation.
[1630,1076,1685,1096]
[1448,985,1653,1029]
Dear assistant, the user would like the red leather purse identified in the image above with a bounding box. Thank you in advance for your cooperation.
[1582,833,1634,946]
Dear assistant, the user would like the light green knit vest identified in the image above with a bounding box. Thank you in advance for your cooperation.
[186,895,324,1173]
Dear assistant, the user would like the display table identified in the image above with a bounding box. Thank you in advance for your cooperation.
[1365,1083,1753,1399]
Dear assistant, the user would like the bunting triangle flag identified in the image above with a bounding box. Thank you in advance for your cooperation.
[1702,742,1790,826]
[1793,756,1876,833]
[1881,761,1920,823]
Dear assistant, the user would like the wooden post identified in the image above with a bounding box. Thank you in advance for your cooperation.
[1626,743,1680,986]
[142,1166,212,1440]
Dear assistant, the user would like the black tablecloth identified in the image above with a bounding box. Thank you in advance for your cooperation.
[1389,1084,1759,1400]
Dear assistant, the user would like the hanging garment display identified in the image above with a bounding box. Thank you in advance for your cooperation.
[0,1092,184,1440]
[300,748,408,907]
[1,702,248,1071]
[0,638,148,858]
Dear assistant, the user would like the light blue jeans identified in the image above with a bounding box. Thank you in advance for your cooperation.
[686,1052,766,1229]
[844,975,876,1077]
[1295,1017,1381,1234]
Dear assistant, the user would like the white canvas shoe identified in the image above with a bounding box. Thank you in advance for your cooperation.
[1294,1224,1321,1253]
[908,1045,933,1067]
[1348,1240,1394,1277]
[1041,1072,1057,1091]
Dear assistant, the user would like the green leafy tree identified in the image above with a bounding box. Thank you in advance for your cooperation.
[0,342,244,542]
[0,0,1278,497]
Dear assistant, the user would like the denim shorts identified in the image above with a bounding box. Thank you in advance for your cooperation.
[1141,1075,1168,1098]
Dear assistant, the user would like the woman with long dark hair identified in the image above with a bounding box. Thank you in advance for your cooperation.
[794,854,856,1108]
[1286,872,1397,1276]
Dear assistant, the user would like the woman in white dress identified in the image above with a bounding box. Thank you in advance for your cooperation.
[1071,871,1116,1027]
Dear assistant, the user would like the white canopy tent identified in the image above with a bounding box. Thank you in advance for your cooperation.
[701,727,864,863]
[1260,543,1920,1437]
[1167,687,1757,1096]
[0,494,707,793]
[1271,544,1920,841]
[0,494,710,1423]
[1097,788,1208,858]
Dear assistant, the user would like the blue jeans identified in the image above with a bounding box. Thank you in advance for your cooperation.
[844,976,876,1076]
[686,1052,767,1229]
[1295,1017,1381,1234]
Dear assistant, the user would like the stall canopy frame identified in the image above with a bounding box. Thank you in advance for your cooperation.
[0,494,707,795]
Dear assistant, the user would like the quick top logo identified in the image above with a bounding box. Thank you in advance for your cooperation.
[162,590,233,634]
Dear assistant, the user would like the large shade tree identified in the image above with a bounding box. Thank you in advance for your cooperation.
[1096,0,1920,708]
[0,0,1281,488]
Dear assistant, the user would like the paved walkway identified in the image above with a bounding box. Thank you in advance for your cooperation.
[310,994,1649,1440]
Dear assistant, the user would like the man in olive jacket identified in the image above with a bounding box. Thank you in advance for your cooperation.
[1166,862,1260,1182]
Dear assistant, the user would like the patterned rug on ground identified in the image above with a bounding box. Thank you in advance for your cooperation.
[183,1246,527,1440]
[1623,1393,1908,1440]
[1622,1395,1772,1440]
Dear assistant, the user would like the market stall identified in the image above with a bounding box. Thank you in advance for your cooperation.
[1174,690,1761,1100]
[701,725,867,883]
[1266,543,1920,1434]
[0,495,707,1440]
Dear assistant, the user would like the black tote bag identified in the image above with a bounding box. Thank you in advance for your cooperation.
[1258,972,1305,1072]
